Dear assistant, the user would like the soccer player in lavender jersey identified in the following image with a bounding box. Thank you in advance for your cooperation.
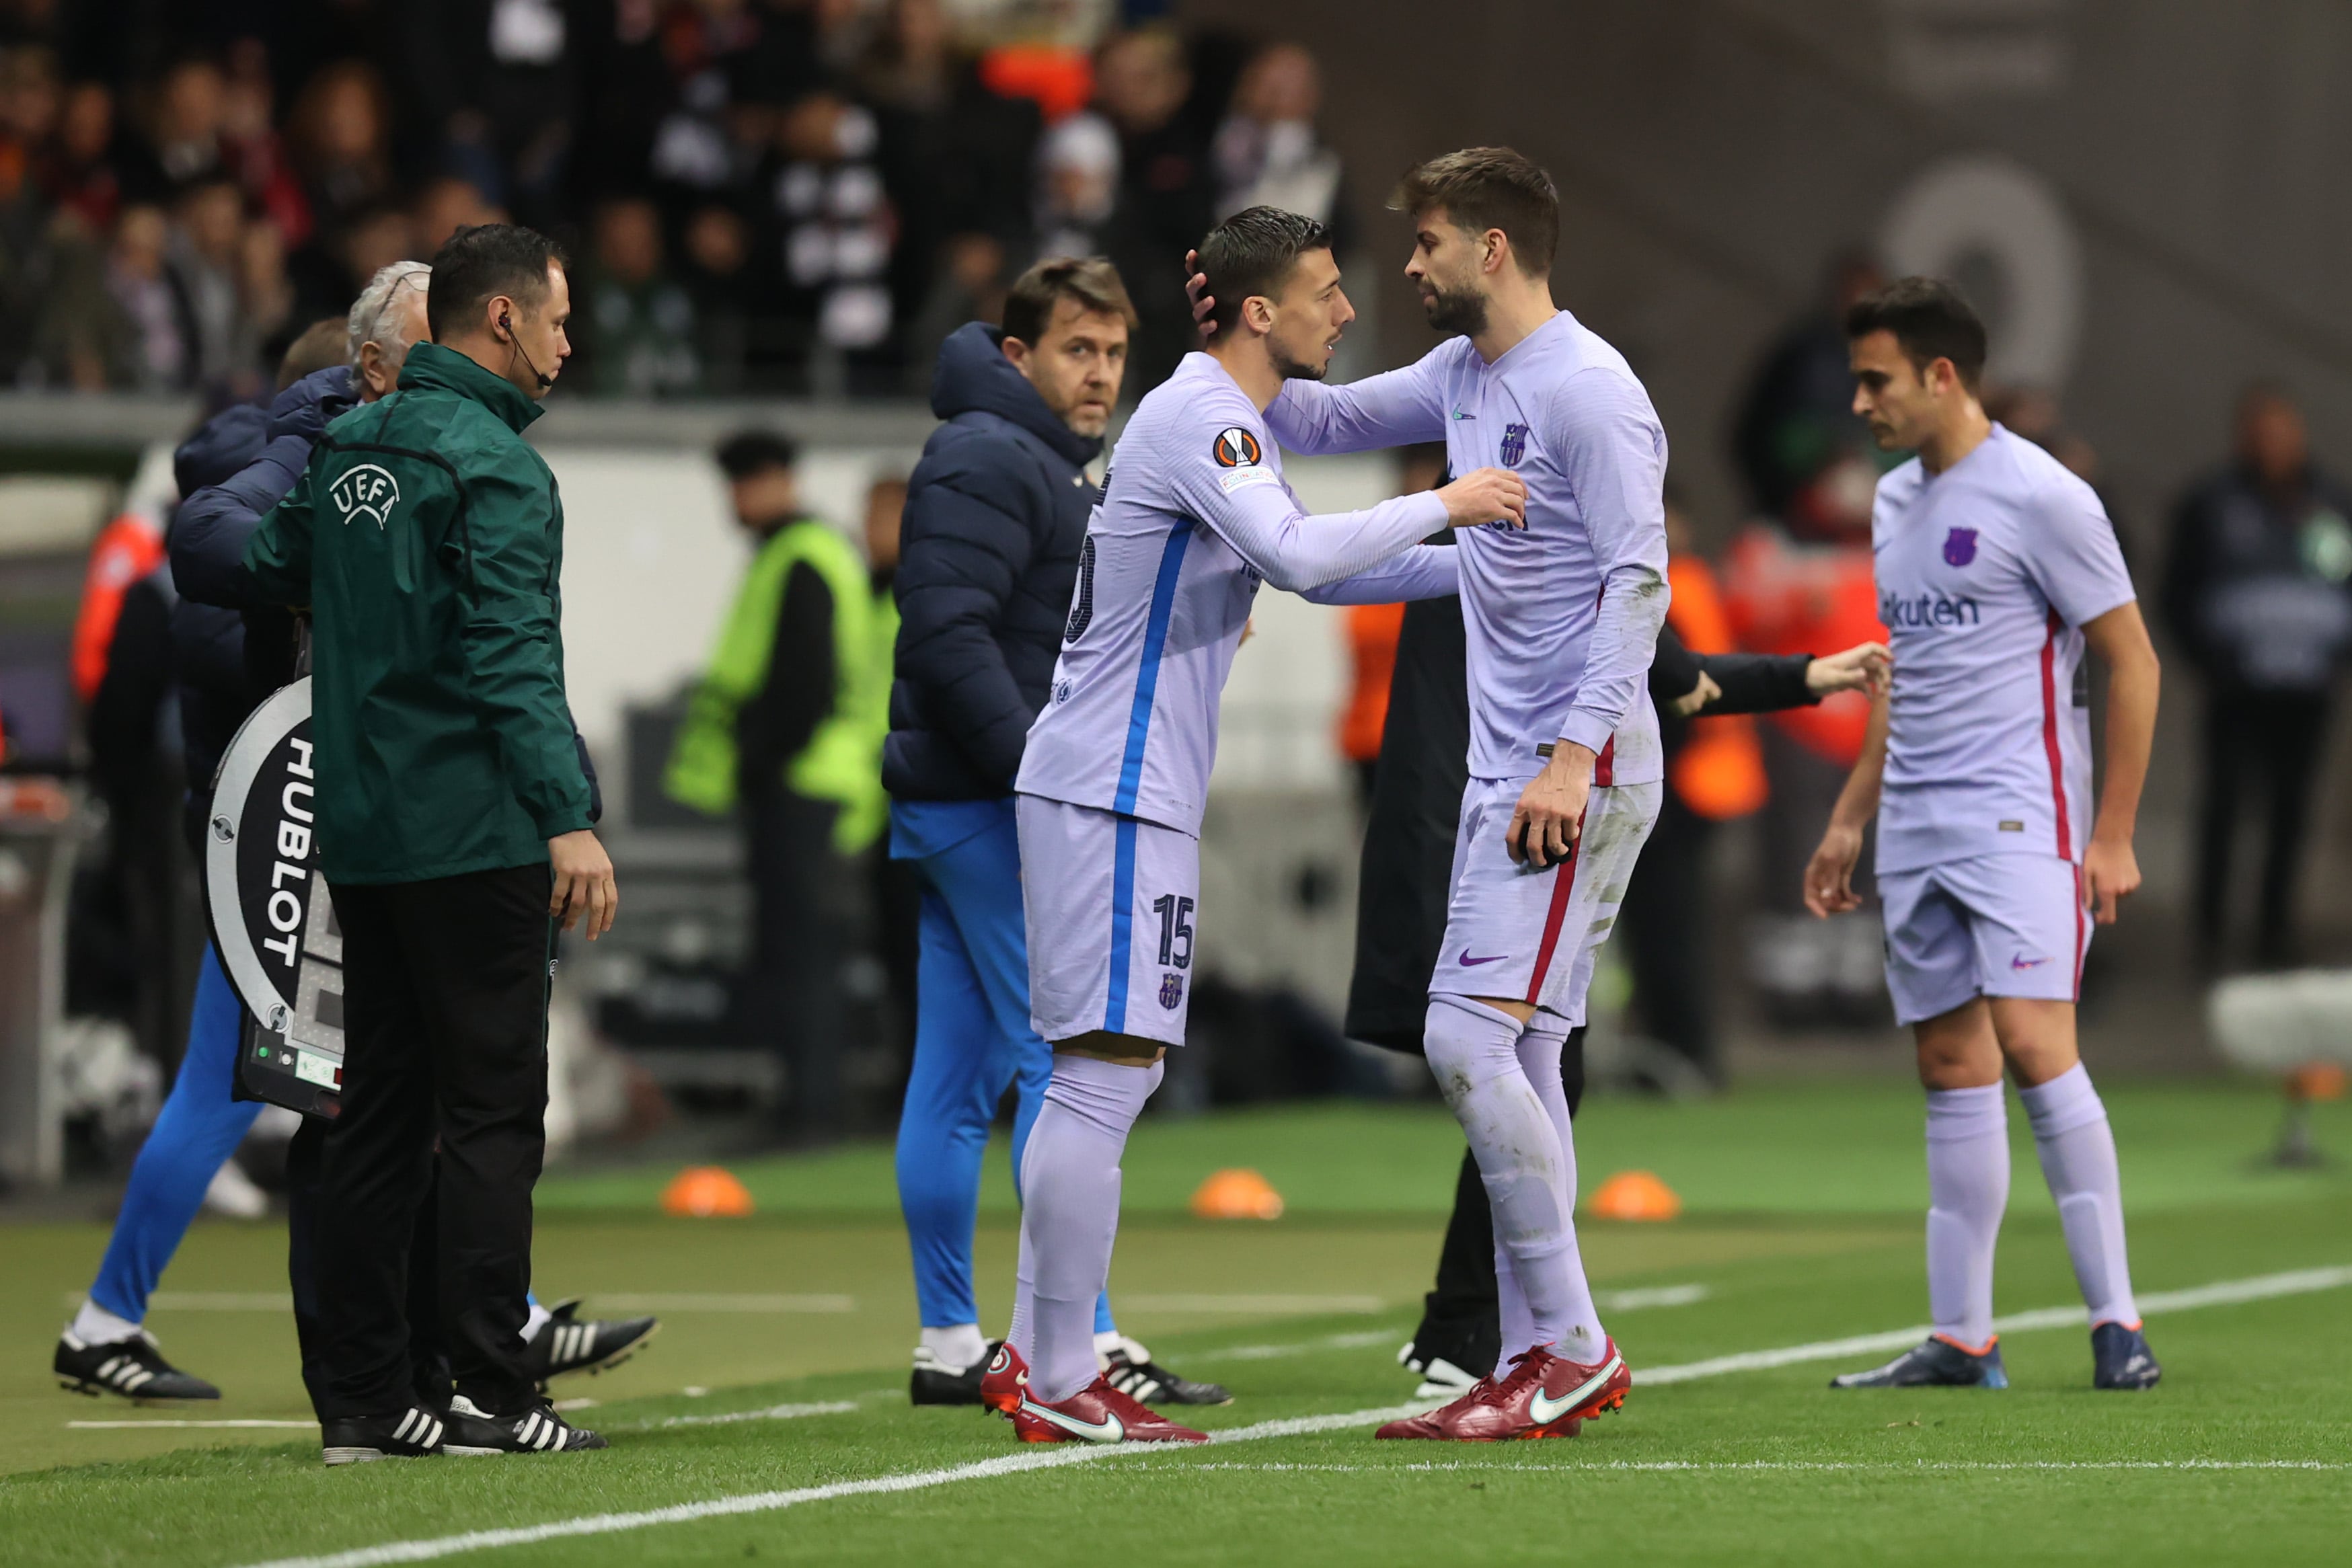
[1201,147,1671,1441]
[1805,279,2164,1392]
[978,206,1528,1445]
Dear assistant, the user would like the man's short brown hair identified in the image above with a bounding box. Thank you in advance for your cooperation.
[1390,147,1560,277]
[1001,256,1139,346]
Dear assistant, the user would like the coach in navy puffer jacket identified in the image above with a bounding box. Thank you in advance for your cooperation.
[882,319,1101,799]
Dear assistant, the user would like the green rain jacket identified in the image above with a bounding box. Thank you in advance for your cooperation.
[242,341,593,884]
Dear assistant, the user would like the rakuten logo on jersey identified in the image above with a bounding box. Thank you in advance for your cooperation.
[1880,591,1982,629]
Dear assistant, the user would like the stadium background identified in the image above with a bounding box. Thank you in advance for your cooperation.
[1,6,2350,1564]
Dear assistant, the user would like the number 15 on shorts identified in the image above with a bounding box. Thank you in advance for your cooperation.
[1153,894,1194,970]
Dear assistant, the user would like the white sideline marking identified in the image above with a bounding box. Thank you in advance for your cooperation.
[69,1419,315,1430]
[562,1294,858,1314]
[223,1263,2352,1568]
[1194,1331,1394,1364]
[230,1404,1429,1568]
[1121,1294,1387,1315]
[1639,1265,2352,1385]
[1598,1284,1709,1311]
[1194,1460,2352,1474]
[642,1401,859,1430]
[1193,1286,1706,1365]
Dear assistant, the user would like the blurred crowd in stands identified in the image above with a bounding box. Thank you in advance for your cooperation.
[0,0,1349,401]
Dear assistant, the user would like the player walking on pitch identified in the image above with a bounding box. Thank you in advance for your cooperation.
[981,205,1527,1444]
[1215,148,1670,1440]
[1807,280,2164,1392]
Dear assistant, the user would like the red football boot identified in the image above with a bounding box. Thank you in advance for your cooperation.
[1012,1376,1209,1444]
[1375,1341,1628,1441]
[980,1341,1028,1416]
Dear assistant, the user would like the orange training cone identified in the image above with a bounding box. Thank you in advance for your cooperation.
[1190,1167,1285,1220]
[662,1165,754,1218]
[1587,1169,1681,1222]
[2291,1064,2347,1102]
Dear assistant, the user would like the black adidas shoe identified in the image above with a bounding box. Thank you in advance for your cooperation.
[321,1405,446,1465]
[54,1329,221,1402]
[2092,1322,2161,1390]
[1102,1339,1231,1407]
[442,1395,608,1455]
[524,1299,660,1388]
[1398,1340,1485,1401]
[910,1343,991,1406]
[1831,1335,2008,1389]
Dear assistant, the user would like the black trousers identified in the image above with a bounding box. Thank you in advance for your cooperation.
[315,863,552,1419]
[1410,1033,1587,1370]
[2195,689,2330,966]
[744,792,849,1135]
[287,1115,449,1415]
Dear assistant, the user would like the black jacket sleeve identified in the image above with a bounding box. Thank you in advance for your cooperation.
[1694,650,1819,715]
[737,561,835,799]
[893,433,1044,789]
[172,369,356,609]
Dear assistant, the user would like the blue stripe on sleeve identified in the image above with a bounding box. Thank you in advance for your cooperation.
[1104,815,1139,1033]
[1112,524,1194,815]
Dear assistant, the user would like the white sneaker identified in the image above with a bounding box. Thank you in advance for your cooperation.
[203,1159,270,1219]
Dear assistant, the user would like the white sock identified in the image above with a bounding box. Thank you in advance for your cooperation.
[1425,995,1585,1362]
[1924,1084,2009,1348]
[1011,1053,1163,1403]
[921,1323,989,1372]
[522,1300,553,1342]
[1514,1013,1604,1364]
[2018,1064,2139,1327]
[70,1299,142,1345]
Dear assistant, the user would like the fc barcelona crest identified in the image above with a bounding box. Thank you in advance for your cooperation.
[1499,422,1529,467]
[1942,526,1979,567]
[1159,972,1186,1011]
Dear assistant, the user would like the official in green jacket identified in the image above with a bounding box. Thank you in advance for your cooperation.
[241,223,613,1462]
[665,431,896,1140]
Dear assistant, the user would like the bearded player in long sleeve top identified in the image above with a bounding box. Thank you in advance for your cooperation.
[1195,147,1671,1441]
[977,205,1529,1445]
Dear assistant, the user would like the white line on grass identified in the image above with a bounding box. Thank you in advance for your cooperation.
[1190,1460,2352,1474]
[640,1401,860,1429]
[1120,1294,1388,1314]
[223,1263,2352,1568]
[1638,1265,2352,1385]
[1192,1286,1706,1365]
[69,1419,317,1430]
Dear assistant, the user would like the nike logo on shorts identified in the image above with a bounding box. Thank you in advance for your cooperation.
[2010,954,2052,971]
[1457,951,1508,966]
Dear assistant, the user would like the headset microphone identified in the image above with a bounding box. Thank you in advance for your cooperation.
[500,312,554,391]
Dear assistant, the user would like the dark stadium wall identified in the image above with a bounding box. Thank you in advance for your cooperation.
[1181,0,2352,565]
[1181,0,2352,958]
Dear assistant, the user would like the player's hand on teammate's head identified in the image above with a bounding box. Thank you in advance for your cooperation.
[1803,824,1866,918]
[1435,467,1528,531]
[1184,249,1215,340]
[1807,641,1893,699]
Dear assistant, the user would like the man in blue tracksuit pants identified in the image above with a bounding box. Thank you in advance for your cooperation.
[888,260,1224,1407]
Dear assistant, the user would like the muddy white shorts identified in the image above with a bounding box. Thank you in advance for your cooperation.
[1425,775,1663,1025]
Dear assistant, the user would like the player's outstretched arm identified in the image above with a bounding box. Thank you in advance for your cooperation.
[2082,601,2159,925]
[1804,687,1887,917]
[1299,544,1460,605]
[1187,448,1521,594]
[1184,249,1447,456]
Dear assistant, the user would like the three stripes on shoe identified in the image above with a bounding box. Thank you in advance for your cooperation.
[391,1407,446,1450]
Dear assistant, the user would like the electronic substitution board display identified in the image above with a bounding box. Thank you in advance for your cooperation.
[204,678,345,1117]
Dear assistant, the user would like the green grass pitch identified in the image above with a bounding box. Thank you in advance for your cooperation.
[2,1082,2348,1566]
